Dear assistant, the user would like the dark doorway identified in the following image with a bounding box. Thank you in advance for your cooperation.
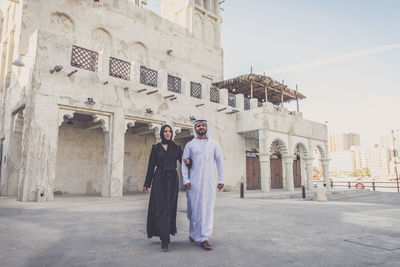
[246,151,261,190]
[270,153,283,189]
[293,155,301,188]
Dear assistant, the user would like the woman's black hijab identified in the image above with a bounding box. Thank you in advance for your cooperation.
[160,125,173,145]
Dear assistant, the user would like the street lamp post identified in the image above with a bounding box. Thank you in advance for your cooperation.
[392,130,399,193]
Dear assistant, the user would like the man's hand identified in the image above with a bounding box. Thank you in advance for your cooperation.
[217,183,224,191]
[142,186,148,193]
[184,183,191,190]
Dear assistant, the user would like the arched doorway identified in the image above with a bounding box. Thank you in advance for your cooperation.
[270,152,283,189]
[269,139,288,190]
[55,113,106,196]
[293,143,309,189]
[293,154,301,188]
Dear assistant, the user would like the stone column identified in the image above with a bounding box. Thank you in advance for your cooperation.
[249,98,258,109]
[259,153,271,192]
[321,159,330,188]
[258,129,270,192]
[102,111,126,198]
[284,156,295,192]
[219,88,228,106]
[235,94,244,111]
[305,158,314,190]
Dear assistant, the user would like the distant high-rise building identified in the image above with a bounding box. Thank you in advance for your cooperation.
[380,130,400,159]
[329,132,360,152]
[353,147,390,177]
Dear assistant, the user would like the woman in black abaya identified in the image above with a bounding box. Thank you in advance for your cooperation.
[143,125,189,251]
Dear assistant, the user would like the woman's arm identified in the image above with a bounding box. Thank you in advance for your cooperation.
[143,145,157,189]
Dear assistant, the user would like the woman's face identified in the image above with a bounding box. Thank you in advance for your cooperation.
[163,127,172,141]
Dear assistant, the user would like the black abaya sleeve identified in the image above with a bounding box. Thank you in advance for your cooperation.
[179,145,192,168]
[144,145,157,188]
[178,145,183,163]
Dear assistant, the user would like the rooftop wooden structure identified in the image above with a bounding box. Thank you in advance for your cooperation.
[212,74,306,105]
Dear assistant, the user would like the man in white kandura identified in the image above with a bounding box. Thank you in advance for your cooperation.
[181,120,225,250]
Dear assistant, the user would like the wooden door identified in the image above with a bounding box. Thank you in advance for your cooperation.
[293,156,301,188]
[270,155,283,189]
[246,152,261,190]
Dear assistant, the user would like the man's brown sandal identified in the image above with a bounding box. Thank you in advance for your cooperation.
[200,240,213,250]
[189,236,195,242]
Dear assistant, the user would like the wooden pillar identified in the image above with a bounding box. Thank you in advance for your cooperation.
[296,84,299,112]
[250,82,253,99]
[264,87,268,102]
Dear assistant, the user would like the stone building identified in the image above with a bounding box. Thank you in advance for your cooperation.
[0,0,329,202]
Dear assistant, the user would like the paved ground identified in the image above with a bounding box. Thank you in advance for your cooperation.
[1,191,400,267]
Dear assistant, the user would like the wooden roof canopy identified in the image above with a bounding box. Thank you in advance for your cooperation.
[212,74,306,105]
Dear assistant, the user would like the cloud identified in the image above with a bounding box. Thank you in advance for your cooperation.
[266,44,400,74]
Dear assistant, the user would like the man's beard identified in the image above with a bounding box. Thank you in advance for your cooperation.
[196,129,207,136]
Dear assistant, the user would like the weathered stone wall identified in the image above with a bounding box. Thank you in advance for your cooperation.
[55,125,105,195]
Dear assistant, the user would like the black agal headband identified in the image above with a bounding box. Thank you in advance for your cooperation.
[194,120,207,126]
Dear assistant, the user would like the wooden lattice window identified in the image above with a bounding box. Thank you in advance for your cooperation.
[244,98,250,110]
[190,82,202,99]
[109,57,130,80]
[71,45,98,72]
[140,66,158,87]
[168,75,181,93]
[228,93,236,107]
[210,87,219,103]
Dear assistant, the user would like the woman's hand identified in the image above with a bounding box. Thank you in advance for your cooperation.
[217,183,224,191]
[183,158,190,165]
[184,183,191,190]
[142,186,148,193]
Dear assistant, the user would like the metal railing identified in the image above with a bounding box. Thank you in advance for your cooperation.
[140,66,158,87]
[210,87,219,103]
[228,93,236,107]
[330,180,399,192]
[168,75,182,93]
[190,82,202,98]
[109,57,131,80]
[71,45,98,72]
[244,98,250,110]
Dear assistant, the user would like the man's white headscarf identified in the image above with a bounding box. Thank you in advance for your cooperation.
[193,120,214,159]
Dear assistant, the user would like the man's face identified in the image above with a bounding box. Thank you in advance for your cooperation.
[195,122,207,136]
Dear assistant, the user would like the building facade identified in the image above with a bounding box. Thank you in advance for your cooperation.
[0,0,329,202]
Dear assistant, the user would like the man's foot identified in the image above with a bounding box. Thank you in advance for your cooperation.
[189,236,195,242]
[161,241,169,252]
[200,240,213,250]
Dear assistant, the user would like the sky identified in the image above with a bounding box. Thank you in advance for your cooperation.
[145,0,400,147]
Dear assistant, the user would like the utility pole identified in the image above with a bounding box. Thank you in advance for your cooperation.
[296,84,299,112]
[392,130,399,193]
